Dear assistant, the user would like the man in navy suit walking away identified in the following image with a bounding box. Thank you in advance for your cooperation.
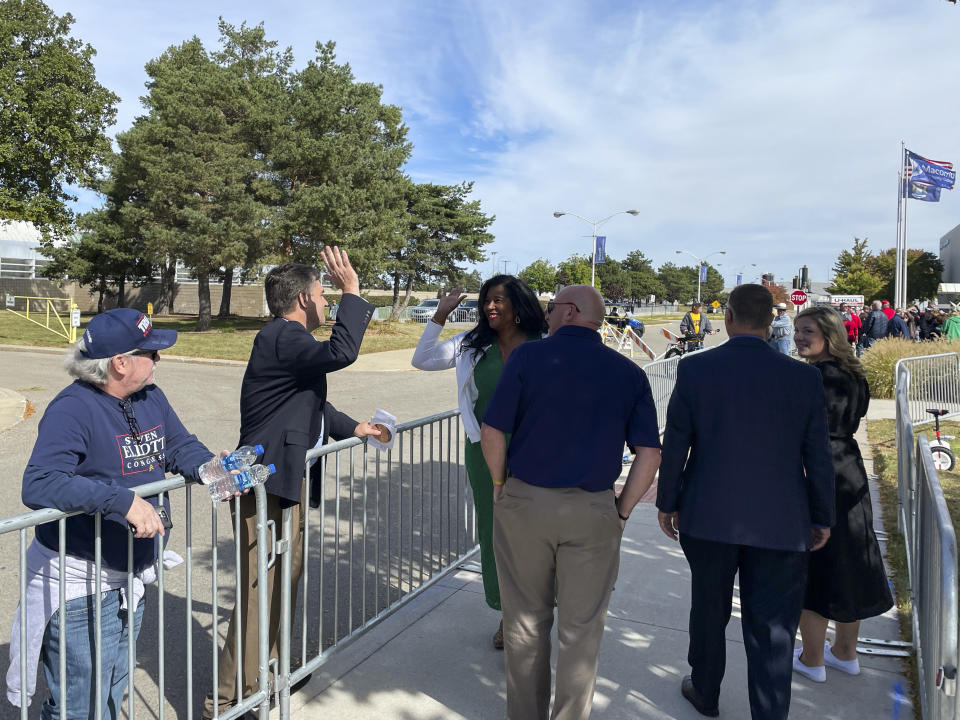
[656,283,835,719]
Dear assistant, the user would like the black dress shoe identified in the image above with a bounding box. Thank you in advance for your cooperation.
[681,675,719,717]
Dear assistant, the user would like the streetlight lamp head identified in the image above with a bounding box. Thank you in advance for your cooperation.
[553,211,565,218]
[675,250,682,254]
[626,210,639,216]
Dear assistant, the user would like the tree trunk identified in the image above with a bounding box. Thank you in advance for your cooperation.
[390,272,402,320]
[164,260,177,314]
[117,275,126,308]
[156,260,177,314]
[196,271,211,331]
[218,266,234,318]
[97,277,106,314]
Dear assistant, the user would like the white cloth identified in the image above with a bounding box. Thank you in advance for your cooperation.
[6,539,183,707]
[411,322,488,443]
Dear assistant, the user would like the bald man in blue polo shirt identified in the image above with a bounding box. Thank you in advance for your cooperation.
[481,284,661,720]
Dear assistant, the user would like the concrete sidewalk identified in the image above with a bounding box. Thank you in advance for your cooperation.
[288,426,913,720]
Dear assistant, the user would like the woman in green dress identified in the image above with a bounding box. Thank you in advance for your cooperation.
[412,275,546,648]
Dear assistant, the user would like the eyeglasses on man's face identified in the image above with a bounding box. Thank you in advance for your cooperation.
[131,349,159,361]
[546,301,580,314]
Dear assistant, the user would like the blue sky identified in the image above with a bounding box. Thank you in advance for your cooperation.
[48,0,960,288]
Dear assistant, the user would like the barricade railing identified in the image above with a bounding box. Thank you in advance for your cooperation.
[644,354,680,433]
[913,438,959,719]
[894,353,960,427]
[642,340,722,433]
[0,477,272,720]
[273,409,478,718]
[895,358,960,719]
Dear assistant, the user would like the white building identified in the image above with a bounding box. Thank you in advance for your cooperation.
[0,221,53,279]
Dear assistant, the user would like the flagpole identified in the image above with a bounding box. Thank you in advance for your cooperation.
[903,158,910,308]
[896,142,905,309]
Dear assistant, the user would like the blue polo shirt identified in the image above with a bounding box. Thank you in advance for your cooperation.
[483,325,660,492]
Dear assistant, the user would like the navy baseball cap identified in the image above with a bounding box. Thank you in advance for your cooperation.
[79,308,178,359]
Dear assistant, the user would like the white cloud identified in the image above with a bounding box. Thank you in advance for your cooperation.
[43,0,960,288]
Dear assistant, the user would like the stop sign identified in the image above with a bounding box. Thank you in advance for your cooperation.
[790,290,808,305]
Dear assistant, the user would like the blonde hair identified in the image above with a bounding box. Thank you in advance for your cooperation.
[796,306,865,378]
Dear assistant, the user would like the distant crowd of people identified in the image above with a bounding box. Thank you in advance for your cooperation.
[766,298,960,360]
[845,299,960,354]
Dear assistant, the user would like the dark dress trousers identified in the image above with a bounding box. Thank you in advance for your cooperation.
[657,335,834,720]
[239,292,374,505]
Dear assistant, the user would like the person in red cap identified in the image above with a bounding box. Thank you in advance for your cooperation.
[12,308,223,719]
[880,300,895,321]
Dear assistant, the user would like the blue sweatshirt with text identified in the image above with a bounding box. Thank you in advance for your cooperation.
[22,380,213,572]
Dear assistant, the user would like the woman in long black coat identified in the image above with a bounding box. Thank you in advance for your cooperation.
[791,306,893,683]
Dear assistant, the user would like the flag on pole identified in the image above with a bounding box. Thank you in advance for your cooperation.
[904,180,941,202]
[594,236,606,264]
[699,264,707,282]
[905,151,955,189]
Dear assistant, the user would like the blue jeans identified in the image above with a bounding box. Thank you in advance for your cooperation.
[772,337,791,355]
[40,589,146,720]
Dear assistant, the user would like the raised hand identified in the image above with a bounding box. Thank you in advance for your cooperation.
[433,286,467,324]
[320,246,360,296]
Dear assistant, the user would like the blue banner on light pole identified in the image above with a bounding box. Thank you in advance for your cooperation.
[595,236,606,264]
[736,273,742,286]
[699,264,707,282]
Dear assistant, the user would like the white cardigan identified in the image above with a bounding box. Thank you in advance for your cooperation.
[411,320,489,443]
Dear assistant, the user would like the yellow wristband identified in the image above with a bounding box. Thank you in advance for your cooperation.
[493,480,506,486]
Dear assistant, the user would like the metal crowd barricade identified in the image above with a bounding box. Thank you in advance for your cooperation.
[0,477,272,720]
[643,354,679,433]
[913,439,959,720]
[894,353,960,427]
[641,341,721,433]
[894,356,960,719]
[273,409,478,718]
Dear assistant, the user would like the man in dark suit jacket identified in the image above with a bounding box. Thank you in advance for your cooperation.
[656,283,834,720]
[206,247,379,717]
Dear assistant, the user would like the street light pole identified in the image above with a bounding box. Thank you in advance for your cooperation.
[676,249,727,304]
[553,209,640,288]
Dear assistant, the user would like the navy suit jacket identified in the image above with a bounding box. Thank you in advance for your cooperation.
[656,335,835,551]
[239,293,374,505]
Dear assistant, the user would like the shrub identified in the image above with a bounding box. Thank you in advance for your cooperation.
[323,294,424,308]
[862,337,960,398]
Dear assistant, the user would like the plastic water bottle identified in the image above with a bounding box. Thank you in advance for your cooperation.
[209,463,276,502]
[198,444,265,484]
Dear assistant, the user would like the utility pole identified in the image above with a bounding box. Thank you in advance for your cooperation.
[490,251,498,279]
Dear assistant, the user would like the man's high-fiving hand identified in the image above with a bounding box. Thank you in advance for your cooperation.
[320,246,360,296]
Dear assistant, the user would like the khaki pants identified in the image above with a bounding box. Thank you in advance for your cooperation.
[204,491,304,718]
[493,478,623,720]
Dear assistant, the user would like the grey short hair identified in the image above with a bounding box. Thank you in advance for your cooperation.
[63,338,113,386]
[871,300,882,310]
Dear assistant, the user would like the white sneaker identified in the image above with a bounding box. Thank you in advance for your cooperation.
[793,648,826,682]
[824,642,861,675]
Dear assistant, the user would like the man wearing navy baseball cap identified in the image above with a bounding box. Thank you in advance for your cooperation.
[78,307,178,359]
[11,308,221,718]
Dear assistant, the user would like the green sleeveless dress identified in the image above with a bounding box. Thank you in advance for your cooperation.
[463,337,535,611]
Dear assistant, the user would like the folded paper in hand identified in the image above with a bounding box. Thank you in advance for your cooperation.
[368,408,397,452]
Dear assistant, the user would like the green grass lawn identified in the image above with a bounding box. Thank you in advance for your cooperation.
[0,310,461,360]
[867,418,960,713]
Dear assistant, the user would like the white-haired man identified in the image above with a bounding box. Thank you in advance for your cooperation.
[9,308,220,719]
